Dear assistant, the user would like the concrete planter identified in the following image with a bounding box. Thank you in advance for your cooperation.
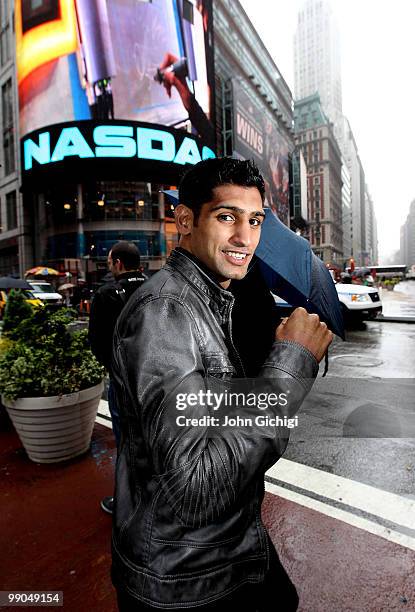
[2,381,104,463]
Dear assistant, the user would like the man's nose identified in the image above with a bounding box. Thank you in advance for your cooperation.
[230,220,252,246]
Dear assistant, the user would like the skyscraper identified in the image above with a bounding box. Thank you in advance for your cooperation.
[294,0,378,266]
[294,0,342,131]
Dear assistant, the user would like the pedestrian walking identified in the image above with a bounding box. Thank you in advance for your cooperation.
[88,241,146,514]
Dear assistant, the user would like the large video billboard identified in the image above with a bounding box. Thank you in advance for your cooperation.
[16,0,215,148]
[233,82,291,225]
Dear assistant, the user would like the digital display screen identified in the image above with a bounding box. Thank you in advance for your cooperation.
[16,0,215,151]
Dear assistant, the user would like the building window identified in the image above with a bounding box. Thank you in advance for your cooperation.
[0,0,11,66]
[2,79,15,175]
[6,190,17,230]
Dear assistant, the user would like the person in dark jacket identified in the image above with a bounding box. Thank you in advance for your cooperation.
[111,158,333,610]
[88,241,146,514]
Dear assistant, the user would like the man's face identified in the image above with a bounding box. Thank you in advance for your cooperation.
[180,184,264,288]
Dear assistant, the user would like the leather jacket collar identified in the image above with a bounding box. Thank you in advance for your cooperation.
[167,248,234,314]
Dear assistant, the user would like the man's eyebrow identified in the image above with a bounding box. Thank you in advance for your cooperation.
[210,204,265,217]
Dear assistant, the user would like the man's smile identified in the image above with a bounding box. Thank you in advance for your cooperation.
[222,249,251,265]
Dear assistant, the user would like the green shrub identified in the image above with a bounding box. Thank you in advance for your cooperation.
[2,289,34,334]
[0,295,104,401]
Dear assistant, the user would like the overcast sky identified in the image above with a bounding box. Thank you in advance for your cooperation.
[240,0,415,262]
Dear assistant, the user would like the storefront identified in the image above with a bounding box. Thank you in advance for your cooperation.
[16,0,215,282]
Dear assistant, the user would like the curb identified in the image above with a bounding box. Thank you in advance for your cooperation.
[377,315,415,323]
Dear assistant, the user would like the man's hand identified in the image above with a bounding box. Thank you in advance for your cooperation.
[157,53,192,110]
[275,307,333,363]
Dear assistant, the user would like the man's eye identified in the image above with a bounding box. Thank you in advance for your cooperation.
[249,217,263,227]
[218,214,235,222]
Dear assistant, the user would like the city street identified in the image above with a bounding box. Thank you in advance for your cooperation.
[262,282,415,611]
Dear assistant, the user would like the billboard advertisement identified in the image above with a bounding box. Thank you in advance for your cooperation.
[16,0,215,149]
[232,81,291,225]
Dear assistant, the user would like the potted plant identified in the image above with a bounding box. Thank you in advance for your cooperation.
[0,291,105,463]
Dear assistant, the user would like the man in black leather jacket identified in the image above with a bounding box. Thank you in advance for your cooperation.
[88,241,146,513]
[111,158,333,610]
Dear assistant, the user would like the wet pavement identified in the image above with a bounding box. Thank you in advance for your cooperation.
[1,285,415,611]
[263,492,415,612]
[267,286,415,610]
[380,281,415,319]
[0,418,117,612]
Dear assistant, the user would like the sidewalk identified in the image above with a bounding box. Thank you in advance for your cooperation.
[1,410,414,611]
[378,284,415,322]
[0,415,117,611]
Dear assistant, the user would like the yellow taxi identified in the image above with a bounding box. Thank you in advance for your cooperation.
[0,289,43,319]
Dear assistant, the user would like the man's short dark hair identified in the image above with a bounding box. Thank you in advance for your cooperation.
[178,157,265,222]
[110,241,141,270]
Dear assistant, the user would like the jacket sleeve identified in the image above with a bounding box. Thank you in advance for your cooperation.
[114,295,318,528]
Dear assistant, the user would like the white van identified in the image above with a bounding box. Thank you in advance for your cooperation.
[272,282,382,323]
[335,283,382,320]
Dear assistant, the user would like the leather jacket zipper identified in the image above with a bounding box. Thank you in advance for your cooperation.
[226,299,246,378]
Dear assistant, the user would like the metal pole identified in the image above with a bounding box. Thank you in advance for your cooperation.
[76,184,86,277]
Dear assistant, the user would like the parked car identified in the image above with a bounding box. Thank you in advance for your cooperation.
[0,289,43,319]
[27,281,63,305]
[272,282,382,323]
[335,283,382,321]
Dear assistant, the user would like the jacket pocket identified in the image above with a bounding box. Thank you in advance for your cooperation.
[202,352,236,377]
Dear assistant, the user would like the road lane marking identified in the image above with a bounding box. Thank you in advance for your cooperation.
[96,400,112,428]
[96,415,112,428]
[266,458,415,533]
[265,481,415,552]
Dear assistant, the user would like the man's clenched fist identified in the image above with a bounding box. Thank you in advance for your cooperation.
[275,307,333,363]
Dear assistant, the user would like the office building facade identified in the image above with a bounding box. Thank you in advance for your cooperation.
[0,0,23,276]
[294,93,342,264]
[400,200,415,268]
[214,0,299,227]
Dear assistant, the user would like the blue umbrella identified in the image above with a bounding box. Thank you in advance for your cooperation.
[161,191,344,339]
[256,209,344,339]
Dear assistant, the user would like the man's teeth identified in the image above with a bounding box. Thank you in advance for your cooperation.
[225,251,247,260]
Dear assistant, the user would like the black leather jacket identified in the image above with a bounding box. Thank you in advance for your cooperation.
[111,248,318,608]
[88,270,146,371]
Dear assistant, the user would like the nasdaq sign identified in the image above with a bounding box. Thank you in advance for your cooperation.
[21,121,216,181]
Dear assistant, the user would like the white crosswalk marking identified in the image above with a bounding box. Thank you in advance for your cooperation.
[266,458,415,550]
[266,458,415,531]
[265,480,415,552]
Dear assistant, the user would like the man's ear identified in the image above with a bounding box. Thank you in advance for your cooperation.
[175,204,194,236]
